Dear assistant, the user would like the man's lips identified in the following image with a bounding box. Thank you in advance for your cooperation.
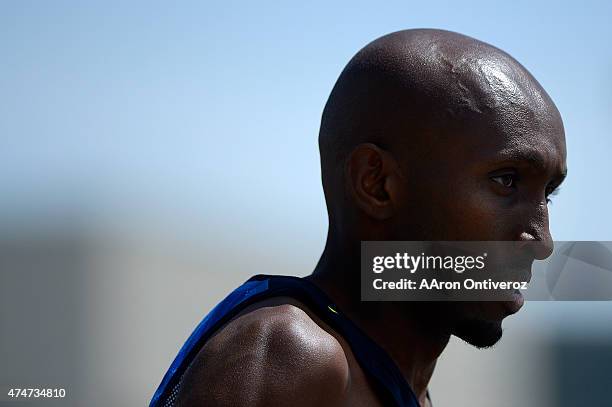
[497,259,534,284]
[504,289,525,314]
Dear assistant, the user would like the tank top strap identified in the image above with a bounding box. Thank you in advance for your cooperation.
[261,275,420,407]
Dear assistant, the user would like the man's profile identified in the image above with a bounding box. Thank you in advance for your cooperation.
[151,28,567,407]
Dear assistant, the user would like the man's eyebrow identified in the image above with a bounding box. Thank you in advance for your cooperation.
[495,148,547,170]
[494,147,566,176]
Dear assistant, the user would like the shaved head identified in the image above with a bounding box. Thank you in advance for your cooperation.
[316,29,567,347]
[319,28,564,239]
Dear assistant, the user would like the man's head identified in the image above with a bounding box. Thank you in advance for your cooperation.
[319,29,567,347]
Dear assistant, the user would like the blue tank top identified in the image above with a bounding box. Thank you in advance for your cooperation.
[150,274,422,407]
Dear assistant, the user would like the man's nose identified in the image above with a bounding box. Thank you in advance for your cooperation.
[518,231,553,260]
[516,197,554,259]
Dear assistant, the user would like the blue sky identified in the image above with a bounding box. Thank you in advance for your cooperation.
[1,0,611,248]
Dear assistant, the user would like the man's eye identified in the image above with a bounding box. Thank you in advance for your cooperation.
[545,187,561,204]
[491,174,516,188]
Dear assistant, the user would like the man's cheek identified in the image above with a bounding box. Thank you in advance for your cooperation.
[446,194,503,239]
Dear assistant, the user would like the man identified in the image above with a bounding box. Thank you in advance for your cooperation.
[151,28,567,406]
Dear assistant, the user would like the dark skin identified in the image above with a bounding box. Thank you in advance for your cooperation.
[176,29,567,406]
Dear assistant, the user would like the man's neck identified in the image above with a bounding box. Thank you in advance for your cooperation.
[307,242,450,405]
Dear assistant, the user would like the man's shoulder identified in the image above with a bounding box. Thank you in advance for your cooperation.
[204,302,349,366]
[176,301,350,406]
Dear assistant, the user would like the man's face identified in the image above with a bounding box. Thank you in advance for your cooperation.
[392,101,567,347]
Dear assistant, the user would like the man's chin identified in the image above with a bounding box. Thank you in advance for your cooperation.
[453,319,503,349]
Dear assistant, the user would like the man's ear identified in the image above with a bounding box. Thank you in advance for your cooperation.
[345,143,403,220]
